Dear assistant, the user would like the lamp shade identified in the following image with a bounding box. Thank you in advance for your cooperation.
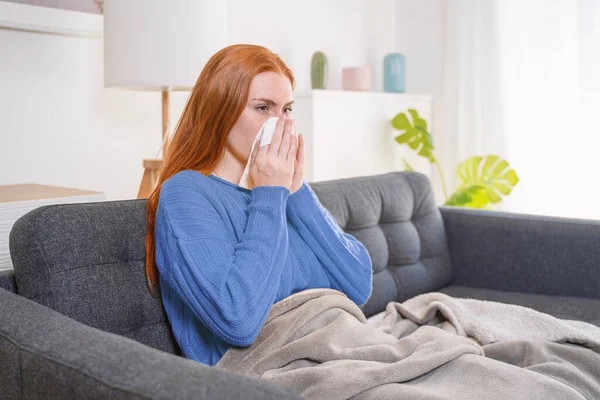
[103,0,227,91]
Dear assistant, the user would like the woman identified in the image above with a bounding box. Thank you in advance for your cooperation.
[145,44,373,367]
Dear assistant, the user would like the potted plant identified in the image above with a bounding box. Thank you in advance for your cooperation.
[391,109,519,208]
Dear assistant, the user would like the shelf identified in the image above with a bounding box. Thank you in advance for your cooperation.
[0,2,103,38]
[294,89,432,103]
[0,184,103,203]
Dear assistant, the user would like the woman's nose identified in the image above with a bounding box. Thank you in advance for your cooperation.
[274,110,289,120]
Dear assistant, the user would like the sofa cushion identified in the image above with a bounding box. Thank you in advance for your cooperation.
[310,172,453,318]
[8,200,180,355]
[439,285,600,328]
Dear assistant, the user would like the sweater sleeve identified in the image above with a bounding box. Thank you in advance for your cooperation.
[155,172,290,347]
[286,181,373,306]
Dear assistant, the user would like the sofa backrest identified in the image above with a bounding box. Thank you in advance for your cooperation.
[309,172,453,317]
[9,199,181,355]
[8,171,453,351]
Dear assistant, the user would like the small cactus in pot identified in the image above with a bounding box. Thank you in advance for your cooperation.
[311,51,328,89]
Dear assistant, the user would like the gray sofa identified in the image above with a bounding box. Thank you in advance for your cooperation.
[1,171,599,399]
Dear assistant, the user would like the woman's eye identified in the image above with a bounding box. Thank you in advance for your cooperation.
[256,105,269,112]
[284,107,293,114]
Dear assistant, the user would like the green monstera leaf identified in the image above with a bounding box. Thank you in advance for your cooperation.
[445,155,519,208]
[392,109,436,163]
[445,185,491,208]
[401,157,414,172]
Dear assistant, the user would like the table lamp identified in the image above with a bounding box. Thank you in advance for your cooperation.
[103,0,227,198]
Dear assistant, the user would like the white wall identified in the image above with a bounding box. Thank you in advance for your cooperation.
[394,0,445,202]
[0,28,165,200]
[0,0,397,200]
[394,0,442,95]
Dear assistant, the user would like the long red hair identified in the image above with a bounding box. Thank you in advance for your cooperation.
[144,44,295,297]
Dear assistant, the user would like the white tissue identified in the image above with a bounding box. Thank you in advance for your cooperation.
[238,117,281,189]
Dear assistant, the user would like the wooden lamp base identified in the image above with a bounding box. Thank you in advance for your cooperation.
[137,159,163,199]
[137,89,170,199]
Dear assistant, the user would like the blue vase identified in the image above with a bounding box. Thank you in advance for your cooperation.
[384,53,405,93]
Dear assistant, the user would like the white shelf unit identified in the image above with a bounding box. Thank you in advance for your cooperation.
[293,90,434,183]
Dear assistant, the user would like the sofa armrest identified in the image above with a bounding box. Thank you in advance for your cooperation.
[0,288,303,400]
[440,207,600,300]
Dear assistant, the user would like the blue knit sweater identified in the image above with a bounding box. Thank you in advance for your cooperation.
[154,170,373,366]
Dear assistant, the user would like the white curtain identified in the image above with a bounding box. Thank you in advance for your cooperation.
[433,0,507,206]
[497,0,600,219]
[436,0,600,219]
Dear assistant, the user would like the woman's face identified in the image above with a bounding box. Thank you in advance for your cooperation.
[226,71,294,163]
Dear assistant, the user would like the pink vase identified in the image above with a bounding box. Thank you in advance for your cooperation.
[342,67,371,91]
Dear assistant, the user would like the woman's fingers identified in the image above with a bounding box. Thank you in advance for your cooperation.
[249,139,260,166]
[279,119,294,157]
[286,120,297,163]
[296,132,305,164]
[267,117,287,156]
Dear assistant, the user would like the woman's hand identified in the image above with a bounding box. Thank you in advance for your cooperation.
[249,117,297,191]
[289,119,305,194]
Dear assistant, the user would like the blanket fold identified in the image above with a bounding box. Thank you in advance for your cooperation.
[215,288,600,400]
[376,291,600,351]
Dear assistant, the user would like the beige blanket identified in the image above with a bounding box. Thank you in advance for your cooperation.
[375,291,600,351]
[215,288,600,400]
